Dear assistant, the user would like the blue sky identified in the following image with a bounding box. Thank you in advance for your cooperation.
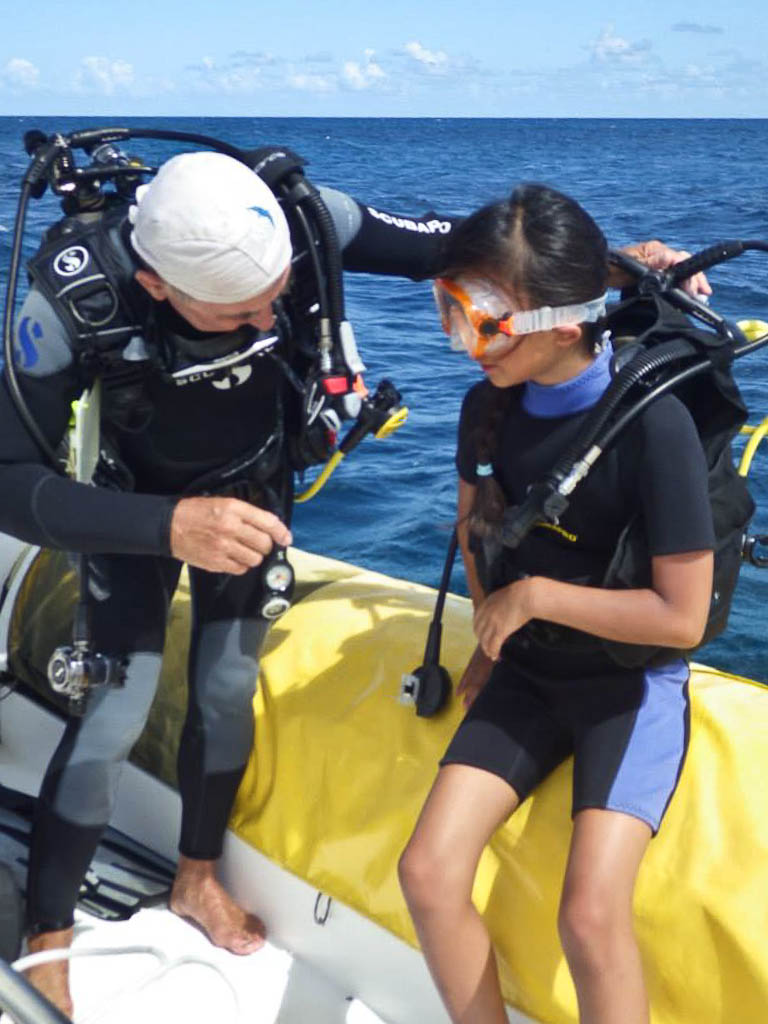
[1,0,766,117]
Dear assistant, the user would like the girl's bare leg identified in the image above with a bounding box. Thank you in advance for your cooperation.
[558,809,652,1024]
[399,764,519,1024]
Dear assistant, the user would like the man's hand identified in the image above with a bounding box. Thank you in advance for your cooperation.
[610,239,712,299]
[170,496,292,574]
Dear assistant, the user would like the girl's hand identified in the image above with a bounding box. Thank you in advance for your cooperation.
[456,645,494,709]
[474,579,535,661]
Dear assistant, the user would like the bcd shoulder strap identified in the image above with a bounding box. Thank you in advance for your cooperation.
[26,201,147,373]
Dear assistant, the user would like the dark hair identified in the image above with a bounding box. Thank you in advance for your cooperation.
[443,182,607,307]
[445,184,608,542]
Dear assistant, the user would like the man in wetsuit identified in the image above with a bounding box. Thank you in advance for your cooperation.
[0,146,707,1015]
[0,148,460,1014]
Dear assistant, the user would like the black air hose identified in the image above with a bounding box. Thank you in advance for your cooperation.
[304,185,345,326]
[110,127,245,162]
[547,336,699,485]
[288,199,330,322]
[284,174,346,328]
[499,336,702,550]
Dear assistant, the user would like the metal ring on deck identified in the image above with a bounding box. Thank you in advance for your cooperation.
[313,892,332,926]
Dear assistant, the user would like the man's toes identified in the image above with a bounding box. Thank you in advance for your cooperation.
[223,913,266,954]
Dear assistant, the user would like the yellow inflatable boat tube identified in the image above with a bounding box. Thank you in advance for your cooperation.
[10,547,768,1024]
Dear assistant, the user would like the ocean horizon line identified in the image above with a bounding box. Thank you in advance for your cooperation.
[1,113,767,123]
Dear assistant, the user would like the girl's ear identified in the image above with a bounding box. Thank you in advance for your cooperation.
[552,324,583,349]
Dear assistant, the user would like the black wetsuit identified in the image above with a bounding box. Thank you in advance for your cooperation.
[0,185,454,933]
[443,350,715,832]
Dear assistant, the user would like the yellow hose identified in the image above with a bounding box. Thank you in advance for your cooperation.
[374,406,408,439]
[739,417,768,478]
[294,451,345,504]
[293,405,409,503]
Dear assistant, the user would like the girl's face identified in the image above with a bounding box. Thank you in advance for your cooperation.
[434,275,593,388]
[477,327,565,388]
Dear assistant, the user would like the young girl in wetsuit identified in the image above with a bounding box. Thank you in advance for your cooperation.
[399,184,715,1024]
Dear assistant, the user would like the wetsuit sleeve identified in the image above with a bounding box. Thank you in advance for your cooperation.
[633,396,715,555]
[0,289,175,555]
[318,185,459,280]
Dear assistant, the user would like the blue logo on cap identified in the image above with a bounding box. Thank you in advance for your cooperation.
[249,205,274,226]
[15,317,43,368]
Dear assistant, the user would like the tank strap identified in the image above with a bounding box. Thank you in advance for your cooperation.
[27,203,147,373]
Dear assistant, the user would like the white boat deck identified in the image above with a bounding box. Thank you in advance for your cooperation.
[0,690,537,1024]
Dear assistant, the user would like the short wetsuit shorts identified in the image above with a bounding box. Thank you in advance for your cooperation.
[441,656,690,833]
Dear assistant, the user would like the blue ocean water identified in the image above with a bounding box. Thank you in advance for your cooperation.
[1,116,767,681]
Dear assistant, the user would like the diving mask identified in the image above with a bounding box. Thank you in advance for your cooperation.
[433,277,607,359]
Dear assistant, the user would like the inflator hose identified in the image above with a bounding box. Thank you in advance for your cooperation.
[546,336,698,486]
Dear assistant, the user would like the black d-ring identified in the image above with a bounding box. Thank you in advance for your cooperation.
[313,891,332,926]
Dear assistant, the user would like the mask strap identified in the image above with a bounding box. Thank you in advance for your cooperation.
[509,293,607,335]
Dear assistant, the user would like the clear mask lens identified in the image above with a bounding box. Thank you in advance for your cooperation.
[434,277,607,359]
[433,279,511,358]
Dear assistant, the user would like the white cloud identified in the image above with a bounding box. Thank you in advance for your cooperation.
[3,58,40,89]
[342,50,386,90]
[218,68,264,91]
[341,61,368,89]
[287,72,337,93]
[589,26,651,65]
[189,47,387,97]
[230,51,277,69]
[403,41,449,73]
[188,56,266,93]
[75,57,134,95]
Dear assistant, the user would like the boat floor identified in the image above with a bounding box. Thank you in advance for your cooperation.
[1,690,536,1024]
[8,903,388,1024]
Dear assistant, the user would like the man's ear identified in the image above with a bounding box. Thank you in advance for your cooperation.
[135,268,169,302]
[553,324,583,349]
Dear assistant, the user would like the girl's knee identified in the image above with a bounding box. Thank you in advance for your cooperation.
[398,835,467,911]
[558,887,633,966]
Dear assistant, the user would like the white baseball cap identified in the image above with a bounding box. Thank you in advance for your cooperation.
[129,151,292,304]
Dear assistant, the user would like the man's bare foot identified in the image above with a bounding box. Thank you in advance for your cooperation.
[24,927,74,1019]
[169,855,266,955]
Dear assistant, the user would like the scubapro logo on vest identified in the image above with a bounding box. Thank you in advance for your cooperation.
[212,365,253,390]
[53,246,90,277]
